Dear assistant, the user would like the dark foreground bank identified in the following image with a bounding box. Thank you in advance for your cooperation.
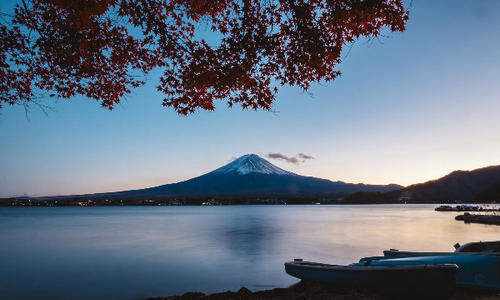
[145,281,500,300]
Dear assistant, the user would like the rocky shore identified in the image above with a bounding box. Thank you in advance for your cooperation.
[145,281,500,300]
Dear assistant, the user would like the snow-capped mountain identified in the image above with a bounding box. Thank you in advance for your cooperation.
[211,154,296,176]
[83,154,402,199]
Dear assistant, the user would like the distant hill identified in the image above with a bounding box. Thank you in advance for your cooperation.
[36,154,402,201]
[474,181,500,203]
[396,165,500,203]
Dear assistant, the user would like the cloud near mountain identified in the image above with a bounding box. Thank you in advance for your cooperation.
[266,152,314,165]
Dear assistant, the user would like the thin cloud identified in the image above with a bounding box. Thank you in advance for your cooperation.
[267,153,314,165]
[298,153,314,160]
[267,153,299,164]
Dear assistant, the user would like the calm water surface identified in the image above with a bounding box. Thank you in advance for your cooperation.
[1,205,499,300]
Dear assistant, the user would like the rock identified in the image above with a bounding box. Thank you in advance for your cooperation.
[180,292,205,299]
[237,287,252,295]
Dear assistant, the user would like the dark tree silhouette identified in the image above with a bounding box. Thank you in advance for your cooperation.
[0,0,408,114]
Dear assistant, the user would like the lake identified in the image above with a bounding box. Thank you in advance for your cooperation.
[1,205,499,300]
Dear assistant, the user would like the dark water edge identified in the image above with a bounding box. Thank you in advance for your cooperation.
[145,281,500,300]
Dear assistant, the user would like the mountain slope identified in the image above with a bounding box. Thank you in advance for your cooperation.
[397,165,500,203]
[92,154,402,199]
[473,181,500,203]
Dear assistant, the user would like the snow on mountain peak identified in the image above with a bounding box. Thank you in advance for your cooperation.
[211,154,296,176]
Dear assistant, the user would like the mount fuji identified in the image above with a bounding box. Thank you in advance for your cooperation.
[92,154,401,199]
[211,154,296,176]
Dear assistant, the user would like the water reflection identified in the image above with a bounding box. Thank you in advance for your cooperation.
[215,209,281,257]
[0,205,498,300]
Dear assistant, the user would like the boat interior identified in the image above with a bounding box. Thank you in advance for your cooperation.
[456,241,500,253]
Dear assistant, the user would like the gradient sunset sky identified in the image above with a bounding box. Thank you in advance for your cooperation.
[1,1,500,197]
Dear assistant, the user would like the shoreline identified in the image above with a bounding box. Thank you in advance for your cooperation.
[144,281,500,300]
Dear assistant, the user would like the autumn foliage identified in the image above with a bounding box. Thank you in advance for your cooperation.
[0,0,408,114]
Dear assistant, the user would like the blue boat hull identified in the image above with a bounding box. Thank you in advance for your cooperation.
[356,254,500,290]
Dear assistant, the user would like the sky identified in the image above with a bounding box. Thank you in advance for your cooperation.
[1,1,500,197]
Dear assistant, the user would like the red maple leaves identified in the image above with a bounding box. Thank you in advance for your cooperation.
[0,0,408,114]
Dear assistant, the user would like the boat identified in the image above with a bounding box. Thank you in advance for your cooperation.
[435,205,500,212]
[285,259,458,299]
[435,205,455,211]
[382,241,500,257]
[455,213,500,225]
[359,241,500,290]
